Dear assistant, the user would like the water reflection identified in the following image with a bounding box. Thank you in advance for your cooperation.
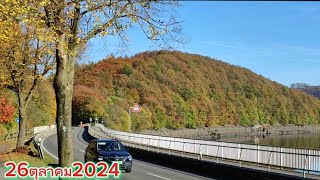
[222,134,320,173]
[241,134,320,149]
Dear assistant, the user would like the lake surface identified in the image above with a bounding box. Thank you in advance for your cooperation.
[239,134,320,149]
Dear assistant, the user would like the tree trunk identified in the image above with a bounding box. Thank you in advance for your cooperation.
[16,95,27,148]
[54,33,75,167]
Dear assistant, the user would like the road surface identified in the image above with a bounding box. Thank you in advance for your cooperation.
[42,127,213,180]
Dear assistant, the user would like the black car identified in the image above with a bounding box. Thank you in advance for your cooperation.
[84,139,132,173]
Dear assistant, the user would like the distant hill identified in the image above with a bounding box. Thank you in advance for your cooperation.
[73,51,320,132]
[291,83,320,99]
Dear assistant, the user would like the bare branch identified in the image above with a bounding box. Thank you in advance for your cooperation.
[80,1,115,17]
[80,2,132,43]
[71,0,81,38]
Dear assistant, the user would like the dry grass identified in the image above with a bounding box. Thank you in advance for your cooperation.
[0,152,48,167]
[0,138,56,167]
[0,139,17,154]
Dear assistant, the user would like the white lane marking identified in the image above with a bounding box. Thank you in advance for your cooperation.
[41,134,59,160]
[147,173,171,180]
[80,150,85,153]
[41,128,83,161]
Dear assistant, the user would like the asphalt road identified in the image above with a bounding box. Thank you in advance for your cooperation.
[42,127,212,180]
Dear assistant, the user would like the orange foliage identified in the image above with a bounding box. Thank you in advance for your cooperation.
[73,50,320,130]
[0,97,15,123]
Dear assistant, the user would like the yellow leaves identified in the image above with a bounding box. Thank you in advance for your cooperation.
[0,0,56,89]
[100,30,109,36]
[0,0,54,42]
[149,26,158,40]
[0,0,25,19]
[66,9,75,19]
[129,14,138,23]
[37,75,44,80]
[75,37,81,44]
[39,0,49,7]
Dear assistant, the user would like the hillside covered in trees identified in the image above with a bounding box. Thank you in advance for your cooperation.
[73,51,320,132]
[291,83,320,99]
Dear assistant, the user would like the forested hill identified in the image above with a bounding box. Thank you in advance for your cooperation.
[73,51,320,132]
[291,83,320,99]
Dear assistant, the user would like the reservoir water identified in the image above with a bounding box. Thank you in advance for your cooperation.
[240,134,320,149]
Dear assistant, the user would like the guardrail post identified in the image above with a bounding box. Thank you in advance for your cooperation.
[198,145,203,160]
[194,139,196,154]
[308,149,311,173]
[221,142,224,160]
[303,154,308,178]
[33,138,44,159]
[182,142,185,157]
[238,144,241,162]
[268,152,273,172]
[148,138,151,151]
[239,148,243,167]
[257,145,259,166]
[158,137,160,153]
[280,147,283,169]
[169,140,171,155]
[216,146,220,163]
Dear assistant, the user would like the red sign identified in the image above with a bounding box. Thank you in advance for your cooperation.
[130,103,141,112]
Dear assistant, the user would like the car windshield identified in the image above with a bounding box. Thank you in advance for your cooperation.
[97,141,126,151]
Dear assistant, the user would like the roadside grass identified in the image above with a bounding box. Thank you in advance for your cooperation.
[0,138,56,167]
[0,152,48,167]
[0,139,17,153]
[0,134,95,180]
[0,138,58,180]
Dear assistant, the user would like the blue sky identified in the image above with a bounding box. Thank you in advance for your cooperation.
[84,2,320,86]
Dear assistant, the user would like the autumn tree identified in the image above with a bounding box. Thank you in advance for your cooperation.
[27,81,56,127]
[23,0,184,166]
[0,97,15,124]
[73,50,320,132]
[0,93,15,140]
[0,0,55,148]
[72,84,105,125]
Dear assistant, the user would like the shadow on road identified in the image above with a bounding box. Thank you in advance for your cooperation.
[82,126,94,143]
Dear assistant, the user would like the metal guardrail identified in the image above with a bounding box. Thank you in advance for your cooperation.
[3,124,55,159]
[33,125,56,134]
[33,139,44,159]
[33,127,57,159]
[5,129,33,141]
[90,124,320,177]
[5,125,56,141]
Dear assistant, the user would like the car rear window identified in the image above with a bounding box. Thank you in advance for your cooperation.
[97,141,126,151]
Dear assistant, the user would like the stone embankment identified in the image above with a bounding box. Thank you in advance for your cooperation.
[139,124,320,142]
